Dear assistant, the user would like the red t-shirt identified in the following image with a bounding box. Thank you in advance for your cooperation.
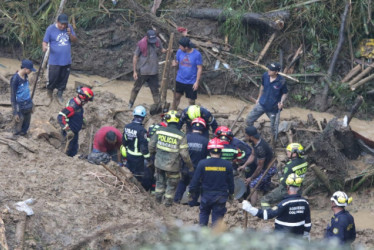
[93,126,122,152]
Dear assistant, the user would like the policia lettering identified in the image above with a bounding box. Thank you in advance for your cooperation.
[156,131,184,152]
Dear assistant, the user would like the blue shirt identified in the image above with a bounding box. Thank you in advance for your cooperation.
[43,24,76,66]
[186,132,209,168]
[259,72,288,112]
[189,157,234,195]
[10,72,32,114]
[176,49,202,84]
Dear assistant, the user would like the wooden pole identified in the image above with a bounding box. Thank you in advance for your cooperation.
[341,64,361,83]
[230,106,245,130]
[14,214,27,250]
[351,74,374,91]
[0,216,9,250]
[348,62,374,86]
[255,32,277,64]
[160,32,174,108]
[243,157,277,228]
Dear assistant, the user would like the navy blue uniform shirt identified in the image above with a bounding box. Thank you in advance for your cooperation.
[189,157,234,195]
[325,209,356,244]
[178,107,218,138]
[259,72,288,112]
[186,132,209,168]
[123,117,149,157]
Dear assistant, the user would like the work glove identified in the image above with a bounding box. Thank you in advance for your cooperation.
[13,114,20,123]
[239,200,259,216]
[65,129,74,140]
[303,231,310,242]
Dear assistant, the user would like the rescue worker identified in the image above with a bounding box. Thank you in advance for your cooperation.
[325,191,356,244]
[237,126,277,205]
[189,137,234,226]
[260,143,308,209]
[214,126,240,165]
[238,173,311,239]
[174,118,209,206]
[122,106,152,190]
[58,86,94,157]
[92,126,123,164]
[178,104,218,138]
[230,133,257,178]
[149,110,194,206]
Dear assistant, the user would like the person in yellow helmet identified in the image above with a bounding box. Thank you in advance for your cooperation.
[239,173,311,239]
[260,143,308,209]
[149,110,194,207]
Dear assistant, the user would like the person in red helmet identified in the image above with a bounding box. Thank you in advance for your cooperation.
[58,86,93,156]
[189,137,234,226]
[214,126,240,165]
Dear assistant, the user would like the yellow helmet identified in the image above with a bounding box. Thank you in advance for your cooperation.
[285,173,303,187]
[187,105,201,120]
[286,143,304,157]
[165,110,180,123]
[120,145,127,158]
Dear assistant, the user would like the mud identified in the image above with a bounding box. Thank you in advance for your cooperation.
[1,57,374,249]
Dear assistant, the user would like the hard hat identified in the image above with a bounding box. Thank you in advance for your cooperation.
[286,143,304,157]
[165,110,180,123]
[215,126,233,140]
[207,137,224,153]
[187,105,201,120]
[191,117,206,128]
[133,105,146,117]
[331,191,353,207]
[120,145,127,158]
[285,173,303,187]
[77,86,94,101]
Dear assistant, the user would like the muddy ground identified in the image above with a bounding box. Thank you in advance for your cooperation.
[1,57,374,249]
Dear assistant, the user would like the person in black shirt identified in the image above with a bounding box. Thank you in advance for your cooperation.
[238,126,276,205]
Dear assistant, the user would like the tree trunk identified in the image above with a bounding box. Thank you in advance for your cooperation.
[173,8,289,30]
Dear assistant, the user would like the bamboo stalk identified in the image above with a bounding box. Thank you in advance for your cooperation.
[342,64,361,83]
[351,74,374,91]
[348,62,374,86]
[230,106,246,130]
[255,32,277,64]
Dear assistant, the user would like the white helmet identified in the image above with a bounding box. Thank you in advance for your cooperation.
[331,191,352,207]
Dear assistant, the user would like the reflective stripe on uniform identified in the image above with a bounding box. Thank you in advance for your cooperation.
[263,210,268,220]
[165,193,174,198]
[156,144,179,152]
[166,172,180,178]
[304,223,312,227]
[156,130,183,140]
[155,188,165,193]
[180,144,188,149]
[281,199,309,206]
[275,219,306,227]
[291,162,308,171]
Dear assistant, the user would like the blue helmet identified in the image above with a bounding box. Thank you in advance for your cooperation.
[133,105,146,117]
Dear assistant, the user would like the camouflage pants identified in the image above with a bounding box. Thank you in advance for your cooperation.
[155,168,180,204]
[260,184,288,209]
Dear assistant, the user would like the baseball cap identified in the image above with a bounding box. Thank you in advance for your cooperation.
[57,14,69,24]
[267,62,281,72]
[21,59,36,72]
[147,30,157,43]
[245,126,260,139]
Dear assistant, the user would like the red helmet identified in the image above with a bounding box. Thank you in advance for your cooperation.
[215,126,233,140]
[207,137,224,150]
[77,86,94,102]
[191,117,206,128]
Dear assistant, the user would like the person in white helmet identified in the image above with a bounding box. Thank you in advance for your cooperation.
[325,191,356,244]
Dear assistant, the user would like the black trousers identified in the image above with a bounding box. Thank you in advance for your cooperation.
[47,64,71,91]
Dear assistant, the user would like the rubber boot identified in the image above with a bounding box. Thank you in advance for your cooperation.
[46,89,53,106]
[152,92,161,106]
[57,90,64,106]
[164,198,173,207]
[155,194,163,204]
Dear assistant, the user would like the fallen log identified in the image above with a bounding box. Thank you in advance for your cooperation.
[173,8,289,31]
[0,73,10,85]
[342,64,361,83]
[14,213,27,250]
[351,73,374,91]
[283,44,303,74]
[347,62,374,86]
[310,164,333,195]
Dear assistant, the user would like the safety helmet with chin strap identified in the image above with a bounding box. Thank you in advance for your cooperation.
[133,105,146,117]
[164,110,180,123]
[77,86,94,102]
[187,105,201,120]
[286,143,304,157]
